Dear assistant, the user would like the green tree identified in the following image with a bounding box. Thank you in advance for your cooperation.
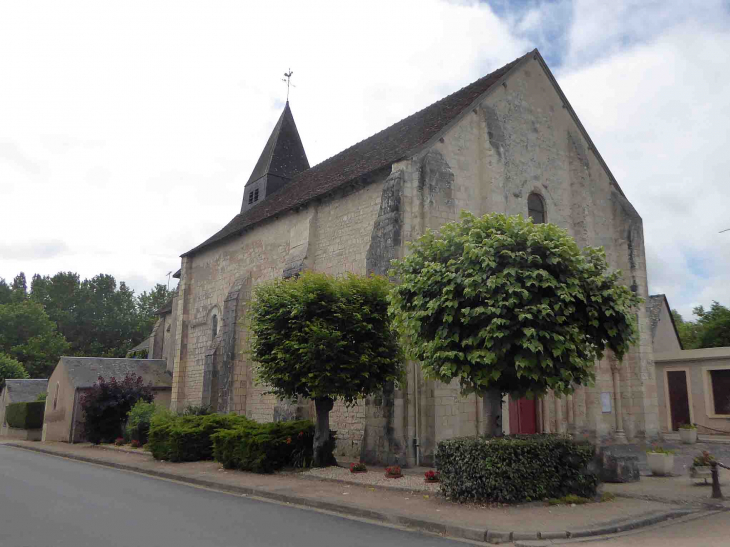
[389,212,642,435]
[671,310,701,349]
[250,272,403,466]
[136,284,173,334]
[0,278,11,305]
[0,300,70,378]
[10,273,28,303]
[30,272,149,357]
[0,353,29,390]
[694,302,730,348]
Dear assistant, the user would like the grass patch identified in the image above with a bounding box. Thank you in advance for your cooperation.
[547,494,592,506]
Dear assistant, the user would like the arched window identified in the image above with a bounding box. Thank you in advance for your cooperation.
[53,382,60,410]
[527,193,546,224]
[211,314,218,340]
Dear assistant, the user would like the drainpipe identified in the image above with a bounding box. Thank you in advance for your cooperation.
[412,361,420,467]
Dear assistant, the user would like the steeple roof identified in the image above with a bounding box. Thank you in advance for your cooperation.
[245,102,309,187]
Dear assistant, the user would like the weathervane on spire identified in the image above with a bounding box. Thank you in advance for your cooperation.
[282,69,294,101]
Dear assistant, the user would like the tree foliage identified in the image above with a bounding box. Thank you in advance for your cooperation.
[673,302,730,349]
[250,271,402,465]
[80,373,154,444]
[389,212,642,401]
[0,300,69,378]
[0,353,29,390]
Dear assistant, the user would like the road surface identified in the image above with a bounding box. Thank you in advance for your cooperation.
[0,445,460,547]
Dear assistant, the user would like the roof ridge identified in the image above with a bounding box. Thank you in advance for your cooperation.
[184,51,531,257]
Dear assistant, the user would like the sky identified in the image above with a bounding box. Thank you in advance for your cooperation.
[1,0,728,319]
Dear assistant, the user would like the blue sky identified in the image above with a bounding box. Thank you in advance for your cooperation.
[0,0,729,320]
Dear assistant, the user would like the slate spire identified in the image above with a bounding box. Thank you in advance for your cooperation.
[241,101,309,213]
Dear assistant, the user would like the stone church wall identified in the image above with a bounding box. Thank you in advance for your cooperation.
[171,54,659,465]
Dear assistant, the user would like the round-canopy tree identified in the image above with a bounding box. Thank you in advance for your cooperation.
[389,212,642,435]
[250,272,403,466]
[0,353,29,391]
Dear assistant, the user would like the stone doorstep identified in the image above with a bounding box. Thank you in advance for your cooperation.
[2,442,703,545]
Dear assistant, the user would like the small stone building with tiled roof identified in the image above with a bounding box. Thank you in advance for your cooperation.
[0,379,48,438]
[42,357,172,443]
[167,49,661,464]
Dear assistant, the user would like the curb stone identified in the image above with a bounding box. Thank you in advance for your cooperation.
[2,443,702,544]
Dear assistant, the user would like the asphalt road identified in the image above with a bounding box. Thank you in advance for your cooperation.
[0,445,460,547]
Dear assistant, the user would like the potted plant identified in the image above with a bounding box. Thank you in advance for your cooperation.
[349,462,367,474]
[384,465,403,479]
[679,423,698,444]
[690,451,715,483]
[424,470,440,483]
[646,445,675,476]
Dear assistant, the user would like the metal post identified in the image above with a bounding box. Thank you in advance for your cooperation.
[711,462,724,499]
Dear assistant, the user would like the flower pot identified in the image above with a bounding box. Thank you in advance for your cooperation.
[350,470,367,474]
[679,428,697,444]
[424,479,440,484]
[647,452,674,476]
[385,473,403,479]
[690,465,711,483]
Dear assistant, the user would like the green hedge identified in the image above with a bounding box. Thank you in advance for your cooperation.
[436,435,598,503]
[212,420,316,473]
[6,401,45,429]
[147,413,252,462]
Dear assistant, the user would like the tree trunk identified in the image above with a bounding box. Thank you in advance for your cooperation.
[482,388,503,437]
[313,397,335,467]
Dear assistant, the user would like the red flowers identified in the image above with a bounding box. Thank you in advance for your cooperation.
[424,470,440,482]
[385,465,403,478]
[350,462,367,473]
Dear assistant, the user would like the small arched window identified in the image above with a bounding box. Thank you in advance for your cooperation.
[211,314,218,340]
[53,382,60,410]
[527,193,546,224]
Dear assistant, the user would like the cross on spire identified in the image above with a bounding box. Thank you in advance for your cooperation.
[282,69,294,102]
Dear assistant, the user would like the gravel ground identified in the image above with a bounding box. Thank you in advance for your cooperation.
[303,466,441,492]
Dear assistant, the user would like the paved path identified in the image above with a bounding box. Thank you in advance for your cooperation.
[0,445,460,547]
[579,511,730,546]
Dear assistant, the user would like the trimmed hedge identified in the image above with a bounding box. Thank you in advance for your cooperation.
[436,435,598,503]
[6,401,45,429]
[148,413,253,462]
[212,420,316,473]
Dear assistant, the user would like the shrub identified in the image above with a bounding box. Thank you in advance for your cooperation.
[148,413,252,462]
[114,437,125,446]
[125,401,161,445]
[212,420,316,473]
[5,401,45,429]
[130,439,141,448]
[693,451,715,467]
[80,373,154,444]
[181,405,212,416]
[436,435,598,503]
[350,462,367,473]
[424,470,440,482]
[36,392,47,402]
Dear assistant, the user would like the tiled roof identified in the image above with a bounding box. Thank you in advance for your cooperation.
[3,379,48,402]
[244,101,309,187]
[59,357,172,389]
[183,51,531,257]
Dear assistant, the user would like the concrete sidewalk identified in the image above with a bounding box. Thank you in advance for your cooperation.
[1,441,707,544]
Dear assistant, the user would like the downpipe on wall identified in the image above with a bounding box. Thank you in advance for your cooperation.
[412,360,420,467]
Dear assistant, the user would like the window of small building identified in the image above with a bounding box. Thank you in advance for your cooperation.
[527,193,546,224]
[53,382,59,411]
[254,188,259,202]
[211,314,218,340]
[709,369,730,415]
[248,191,254,204]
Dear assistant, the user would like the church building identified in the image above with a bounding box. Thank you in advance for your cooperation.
[162,49,661,465]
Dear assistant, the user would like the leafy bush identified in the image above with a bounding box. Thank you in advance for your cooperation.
[212,420,316,473]
[80,374,154,444]
[0,353,29,390]
[36,392,47,402]
[125,401,161,445]
[6,401,45,429]
[180,404,212,416]
[436,435,598,503]
[693,451,715,467]
[148,413,252,462]
[114,437,125,446]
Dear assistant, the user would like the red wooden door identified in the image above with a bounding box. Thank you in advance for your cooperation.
[509,397,537,434]
[667,370,691,431]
